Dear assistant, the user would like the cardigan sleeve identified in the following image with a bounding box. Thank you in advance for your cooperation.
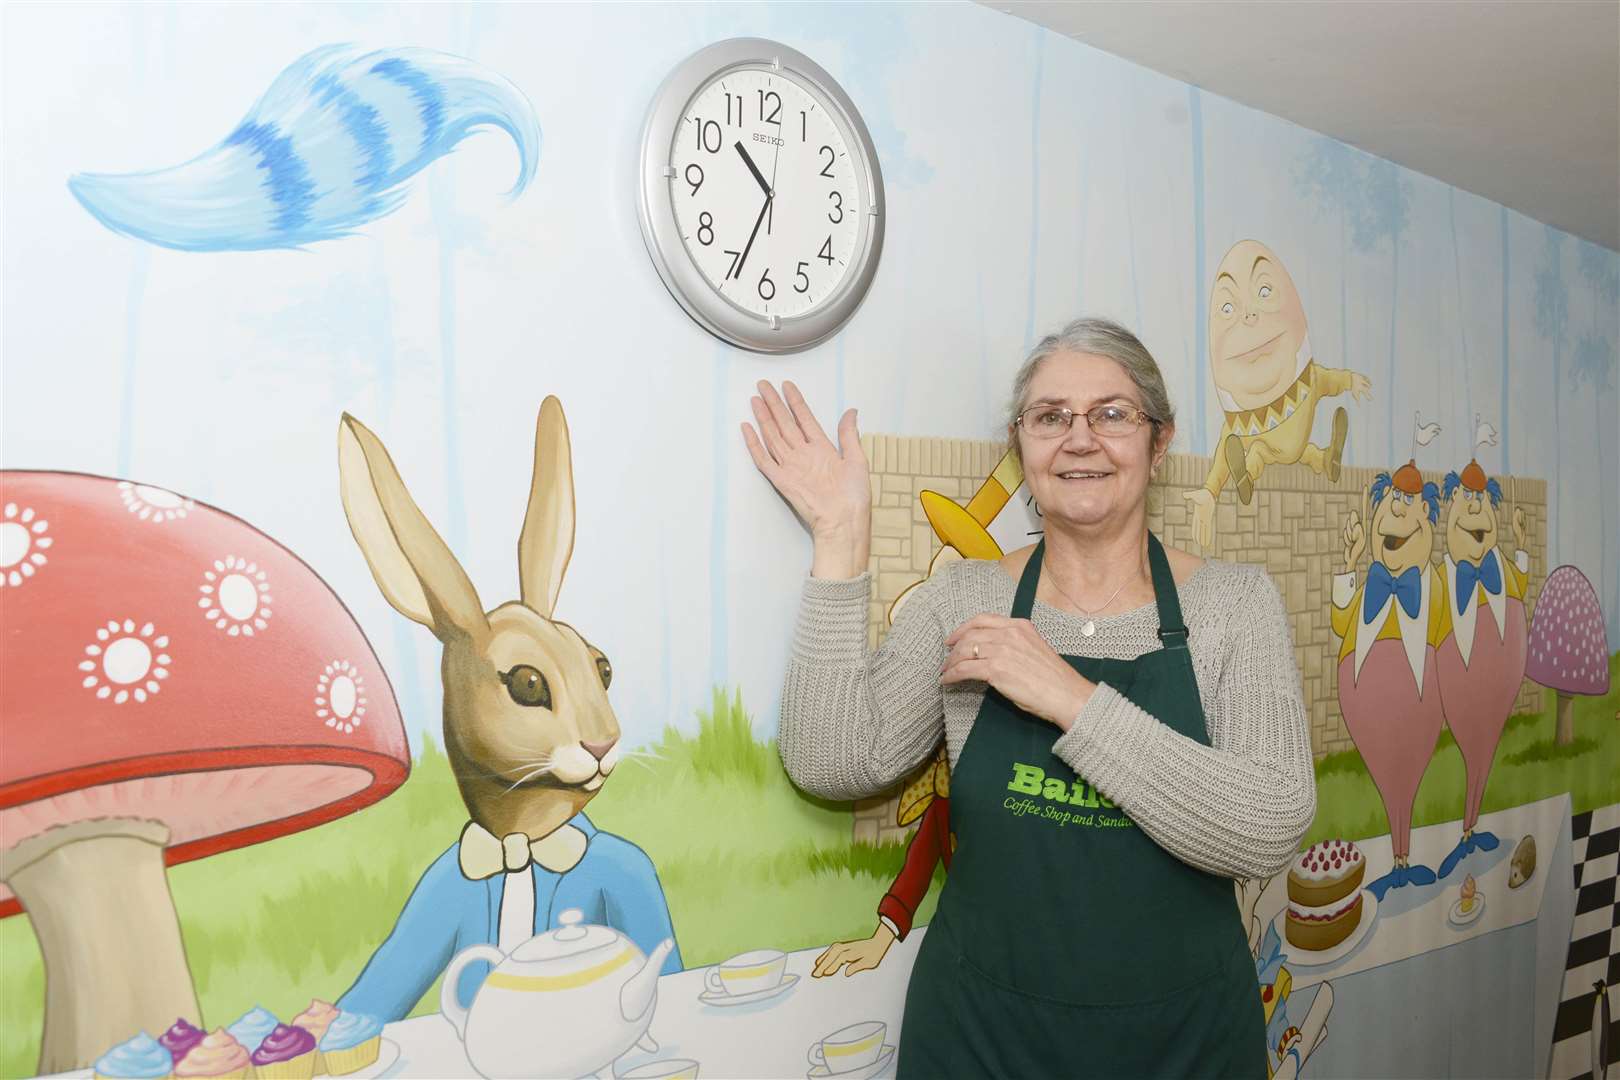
[1049,566,1317,879]
[776,571,952,801]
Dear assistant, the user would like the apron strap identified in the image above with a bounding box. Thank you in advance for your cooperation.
[1147,532,1190,648]
[1011,539,1045,620]
[1010,535,1189,649]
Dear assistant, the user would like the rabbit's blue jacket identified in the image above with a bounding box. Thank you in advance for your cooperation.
[337,812,682,1020]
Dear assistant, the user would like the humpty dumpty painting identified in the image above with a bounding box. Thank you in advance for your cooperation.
[1186,240,1372,548]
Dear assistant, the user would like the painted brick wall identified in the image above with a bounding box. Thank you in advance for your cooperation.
[851,432,1550,847]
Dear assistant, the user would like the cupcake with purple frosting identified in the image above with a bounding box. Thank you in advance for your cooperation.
[248,1024,316,1080]
[158,1018,206,1069]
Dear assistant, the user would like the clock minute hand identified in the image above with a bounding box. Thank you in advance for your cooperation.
[733,191,772,280]
[734,140,772,198]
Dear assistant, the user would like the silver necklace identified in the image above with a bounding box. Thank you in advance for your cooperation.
[1045,573,1130,638]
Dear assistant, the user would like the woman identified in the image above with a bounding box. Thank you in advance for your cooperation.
[742,318,1316,1078]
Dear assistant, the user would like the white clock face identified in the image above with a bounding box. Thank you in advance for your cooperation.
[668,67,864,320]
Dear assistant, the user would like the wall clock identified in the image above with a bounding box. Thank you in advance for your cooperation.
[637,38,885,353]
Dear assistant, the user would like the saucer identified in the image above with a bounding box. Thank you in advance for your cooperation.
[699,972,800,1006]
[807,1043,896,1078]
[1448,895,1484,927]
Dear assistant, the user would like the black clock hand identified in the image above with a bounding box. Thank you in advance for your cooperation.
[734,192,772,279]
[734,141,772,198]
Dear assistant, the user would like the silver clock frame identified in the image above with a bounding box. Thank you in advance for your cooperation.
[637,38,886,354]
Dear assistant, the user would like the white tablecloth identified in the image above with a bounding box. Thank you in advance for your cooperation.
[383,931,925,1079]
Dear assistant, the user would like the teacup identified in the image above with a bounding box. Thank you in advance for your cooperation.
[703,949,787,997]
[619,1060,700,1080]
[807,1021,886,1073]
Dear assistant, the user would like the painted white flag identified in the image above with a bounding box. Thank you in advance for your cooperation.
[1414,412,1443,447]
[1474,414,1499,450]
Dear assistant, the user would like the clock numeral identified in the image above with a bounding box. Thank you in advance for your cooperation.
[724,93,740,127]
[818,237,834,264]
[685,163,704,197]
[697,212,714,247]
[758,269,776,301]
[818,145,836,178]
[758,90,782,125]
[794,261,810,294]
[828,190,844,224]
[695,118,722,154]
[800,111,807,142]
[723,249,742,279]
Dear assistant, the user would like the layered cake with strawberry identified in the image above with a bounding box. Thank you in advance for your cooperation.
[1285,838,1366,950]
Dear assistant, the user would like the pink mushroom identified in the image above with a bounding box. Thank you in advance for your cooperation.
[1524,564,1611,746]
[0,471,409,1074]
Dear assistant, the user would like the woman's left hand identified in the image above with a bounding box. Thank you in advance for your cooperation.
[942,615,1097,731]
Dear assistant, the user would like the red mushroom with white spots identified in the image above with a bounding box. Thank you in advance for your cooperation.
[0,470,409,1075]
[1524,564,1611,745]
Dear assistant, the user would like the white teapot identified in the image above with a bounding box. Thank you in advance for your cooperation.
[441,909,675,1079]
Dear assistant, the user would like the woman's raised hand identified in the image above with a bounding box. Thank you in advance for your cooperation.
[742,381,871,579]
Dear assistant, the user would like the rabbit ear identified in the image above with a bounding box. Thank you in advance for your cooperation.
[339,413,488,640]
[518,396,575,617]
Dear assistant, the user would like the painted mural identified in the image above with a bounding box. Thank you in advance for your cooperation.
[1,3,1616,1080]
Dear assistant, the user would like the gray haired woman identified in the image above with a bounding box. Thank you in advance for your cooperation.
[742,317,1315,1078]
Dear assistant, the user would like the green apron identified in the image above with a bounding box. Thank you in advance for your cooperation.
[897,535,1266,1079]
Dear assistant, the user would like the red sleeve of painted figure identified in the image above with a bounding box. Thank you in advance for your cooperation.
[877,796,950,940]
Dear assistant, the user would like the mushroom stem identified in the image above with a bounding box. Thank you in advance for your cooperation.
[1554,690,1574,746]
[0,817,201,1074]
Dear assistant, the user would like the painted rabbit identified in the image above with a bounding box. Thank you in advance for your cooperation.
[334,397,680,1022]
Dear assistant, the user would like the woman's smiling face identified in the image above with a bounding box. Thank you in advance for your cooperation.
[1015,351,1170,533]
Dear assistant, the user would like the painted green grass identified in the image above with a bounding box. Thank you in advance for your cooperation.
[4,660,1612,1078]
[0,689,933,1079]
[1303,651,1620,848]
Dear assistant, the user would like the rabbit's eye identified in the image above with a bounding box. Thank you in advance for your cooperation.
[499,664,552,709]
[595,655,613,689]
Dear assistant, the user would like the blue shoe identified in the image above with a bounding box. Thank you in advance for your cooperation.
[1471,830,1500,852]
[1405,863,1437,887]
[1437,838,1470,880]
[1365,868,1402,900]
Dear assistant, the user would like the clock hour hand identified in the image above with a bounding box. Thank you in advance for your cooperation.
[734,141,772,198]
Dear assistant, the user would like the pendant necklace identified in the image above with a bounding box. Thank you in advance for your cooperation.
[1046,574,1130,638]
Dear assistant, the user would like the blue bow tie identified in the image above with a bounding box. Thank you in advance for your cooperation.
[1365,562,1422,622]
[1455,551,1502,613]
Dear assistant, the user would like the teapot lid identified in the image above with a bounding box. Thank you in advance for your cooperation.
[510,909,625,964]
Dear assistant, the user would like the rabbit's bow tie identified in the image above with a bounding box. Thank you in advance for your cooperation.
[458,821,587,879]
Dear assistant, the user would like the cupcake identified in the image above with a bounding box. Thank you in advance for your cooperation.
[317,1012,383,1076]
[94,1031,173,1079]
[248,1024,316,1080]
[158,1019,206,1069]
[173,1029,251,1080]
[290,999,339,1070]
[225,1006,278,1057]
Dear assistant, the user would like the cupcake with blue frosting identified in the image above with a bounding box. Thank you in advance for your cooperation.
[317,1011,383,1075]
[224,1006,278,1057]
[94,1031,173,1079]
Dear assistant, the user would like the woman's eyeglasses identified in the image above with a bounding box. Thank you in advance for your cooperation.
[1015,403,1158,439]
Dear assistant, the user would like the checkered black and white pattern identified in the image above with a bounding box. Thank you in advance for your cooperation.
[1549,804,1618,1080]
